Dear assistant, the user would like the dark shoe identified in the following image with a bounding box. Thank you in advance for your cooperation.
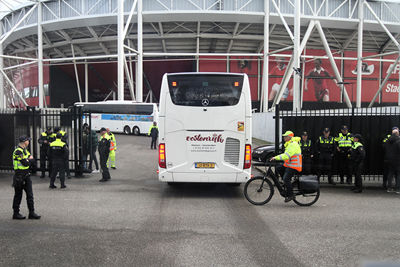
[28,212,41,219]
[350,187,356,191]
[99,179,107,182]
[13,213,26,220]
[340,180,344,184]
[353,189,362,193]
[346,180,352,185]
[67,176,72,179]
[49,185,57,189]
[40,174,45,178]
[284,196,294,203]
[111,167,116,169]
[61,185,67,189]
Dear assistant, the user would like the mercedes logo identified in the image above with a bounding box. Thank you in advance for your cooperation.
[201,99,210,106]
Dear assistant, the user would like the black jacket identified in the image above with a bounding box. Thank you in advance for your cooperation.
[98,135,110,157]
[49,142,69,161]
[384,135,400,169]
[350,142,366,165]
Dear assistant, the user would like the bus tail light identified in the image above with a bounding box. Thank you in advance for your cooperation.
[159,143,166,168]
[244,144,251,169]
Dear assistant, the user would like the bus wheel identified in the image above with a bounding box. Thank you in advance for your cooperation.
[133,126,140,136]
[123,126,131,135]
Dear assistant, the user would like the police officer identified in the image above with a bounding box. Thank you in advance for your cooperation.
[382,127,398,190]
[350,134,366,193]
[106,128,116,169]
[148,122,159,150]
[49,133,69,189]
[38,127,54,178]
[12,136,41,220]
[315,127,336,185]
[335,125,353,184]
[99,128,111,182]
[54,126,71,178]
[299,131,313,175]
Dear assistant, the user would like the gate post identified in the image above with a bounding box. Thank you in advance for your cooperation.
[73,106,79,177]
[275,104,280,155]
[32,106,38,174]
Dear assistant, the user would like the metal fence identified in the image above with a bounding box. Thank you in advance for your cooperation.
[275,105,400,180]
[0,106,88,176]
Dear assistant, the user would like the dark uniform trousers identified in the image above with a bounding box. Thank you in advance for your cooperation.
[337,149,352,183]
[50,160,66,187]
[151,137,157,149]
[317,153,333,180]
[302,156,313,175]
[353,162,363,190]
[100,152,111,180]
[12,171,34,213]
[40,147,51,176]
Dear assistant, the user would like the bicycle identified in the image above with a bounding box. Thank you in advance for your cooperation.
[244,162,320,206]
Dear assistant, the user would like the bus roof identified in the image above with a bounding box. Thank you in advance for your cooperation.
[166,72,245,76]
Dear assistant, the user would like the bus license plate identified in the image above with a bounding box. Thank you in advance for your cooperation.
[195,163,215,169]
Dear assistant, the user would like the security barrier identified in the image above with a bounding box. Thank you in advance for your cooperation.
[0,106,89,176]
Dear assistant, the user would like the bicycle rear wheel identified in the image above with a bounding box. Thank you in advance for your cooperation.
[292,180,320,206]
[244,176,274,205]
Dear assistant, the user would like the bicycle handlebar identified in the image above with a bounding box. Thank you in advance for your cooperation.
[252,161,283,167]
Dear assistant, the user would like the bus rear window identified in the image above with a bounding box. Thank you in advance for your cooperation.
[167,74,244,107]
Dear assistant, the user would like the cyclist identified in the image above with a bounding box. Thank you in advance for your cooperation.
[270,131,303,203]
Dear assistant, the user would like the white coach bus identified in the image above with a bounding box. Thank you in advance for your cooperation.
[158,72,252,184]
[75,101,158,135]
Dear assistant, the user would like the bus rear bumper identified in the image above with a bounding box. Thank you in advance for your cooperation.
[158,169,251,183]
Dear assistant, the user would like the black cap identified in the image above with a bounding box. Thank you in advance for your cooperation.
[56,132,63,139]
[341,125,348,130]
[19,135,31,142]
[353,134,362,140]
[100,127,107,132]
[323,127,330,133]
[301,131,308,136]
[54,126,61,132]
[46,126,52,131]
[392,126,399,131]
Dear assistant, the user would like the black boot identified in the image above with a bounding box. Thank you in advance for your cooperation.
[61,184,67,189]
[40,173,45,178]
[49,184,57,189]
[28,212,41,219]
[13,212,26,220]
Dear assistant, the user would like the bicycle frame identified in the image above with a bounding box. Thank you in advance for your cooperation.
[264,166,287,197]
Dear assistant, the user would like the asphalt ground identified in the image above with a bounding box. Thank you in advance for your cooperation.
[0,134,399,267]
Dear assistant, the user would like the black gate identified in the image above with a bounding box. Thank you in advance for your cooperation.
[275,106,400,178]
[0,106,89,176]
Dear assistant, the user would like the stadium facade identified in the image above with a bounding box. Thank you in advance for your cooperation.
[0,0,400,110]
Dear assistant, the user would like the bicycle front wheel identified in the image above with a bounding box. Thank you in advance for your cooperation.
[244,176,274,205]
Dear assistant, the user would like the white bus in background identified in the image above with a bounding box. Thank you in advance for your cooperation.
[158,72,252,185]
[75,101,158,135]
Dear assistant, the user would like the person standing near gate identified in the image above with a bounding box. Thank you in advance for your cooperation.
[12,136,41,220]
[382,127,397,190]
[49,133,68,189]
[148,122,159,150]
[106,128,116,169]
[350,134,366,193]
[54,126,71,178]
[99,128,111,182]
[299,131,313,175]
[335,125,353,184]
[38,127,54,178]
[384,128,400,194]
[315,128,336,185]
[270,131,302,203]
